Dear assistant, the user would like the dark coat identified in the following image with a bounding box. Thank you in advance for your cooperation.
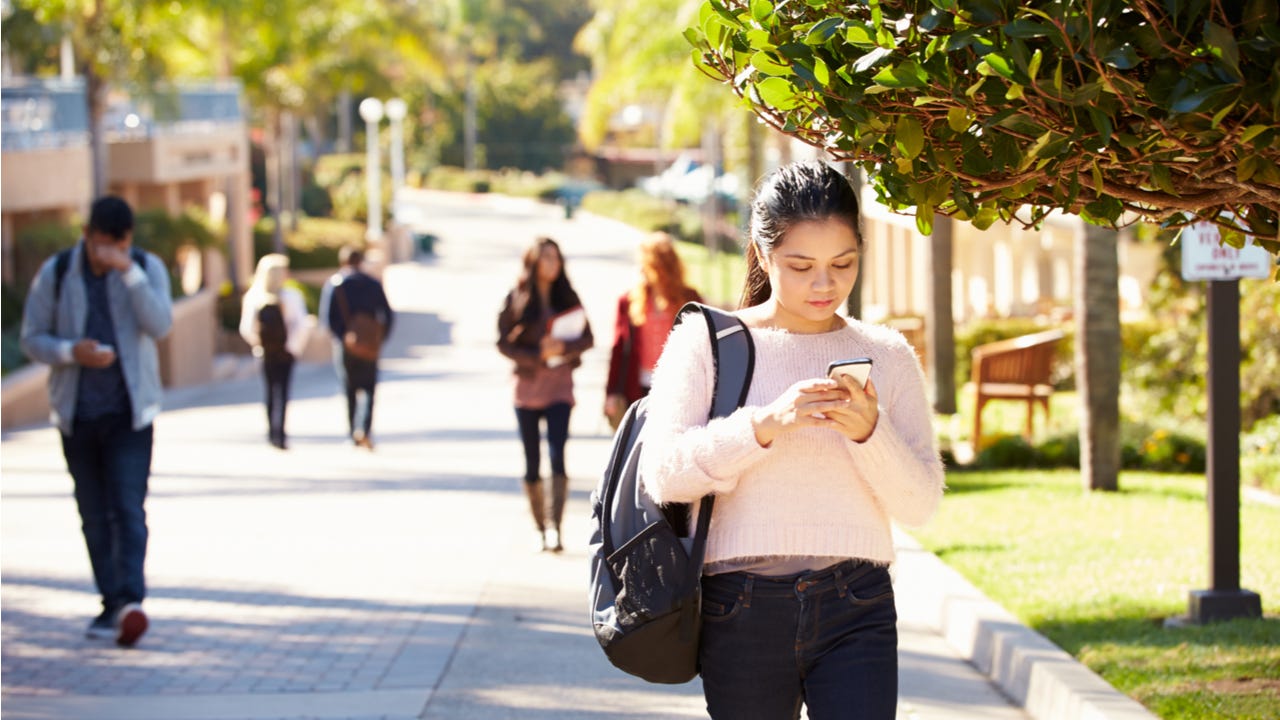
[497,289,594,378]
[327,271,394,341]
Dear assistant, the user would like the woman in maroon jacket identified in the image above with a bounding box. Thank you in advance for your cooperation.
[603,232,701,429]
[497,236,594,552]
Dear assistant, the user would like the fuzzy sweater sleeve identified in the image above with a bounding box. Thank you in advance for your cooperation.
[844,339,945,528]
[638,318,771,504]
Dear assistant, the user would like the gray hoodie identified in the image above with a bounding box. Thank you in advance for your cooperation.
[20,241,173,435]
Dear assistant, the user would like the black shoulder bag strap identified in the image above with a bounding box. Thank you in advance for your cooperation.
[54,246,148,306]
[672,302,756,584]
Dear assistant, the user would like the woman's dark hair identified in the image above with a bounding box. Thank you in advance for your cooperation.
[739,161,862,309]
[87,195,134,240]
[511,236,581,322]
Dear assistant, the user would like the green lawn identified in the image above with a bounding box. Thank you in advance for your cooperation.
[913,469,1280,719]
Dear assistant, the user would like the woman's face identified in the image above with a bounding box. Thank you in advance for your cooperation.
[760,218,860,332]
[536,244,562,285]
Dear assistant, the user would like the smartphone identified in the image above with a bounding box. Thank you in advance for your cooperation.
[827,357,873,388]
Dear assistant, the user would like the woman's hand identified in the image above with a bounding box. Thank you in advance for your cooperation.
[604,393,627,420]
[750,379,853,447]
[824,375,880,443]
[540,336,565,361]
[751,377,879,447]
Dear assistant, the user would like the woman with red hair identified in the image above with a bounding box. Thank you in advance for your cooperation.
[603,232,702,428]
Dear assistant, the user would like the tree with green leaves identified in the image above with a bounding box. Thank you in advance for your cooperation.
[687,0,1280,249]
[687,0,1280,491]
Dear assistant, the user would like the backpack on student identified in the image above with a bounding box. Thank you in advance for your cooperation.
[256,302,289,359]
[589,302,754,684]
[334,283,384,361]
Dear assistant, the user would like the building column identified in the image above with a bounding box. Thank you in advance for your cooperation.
[225,170,253,291]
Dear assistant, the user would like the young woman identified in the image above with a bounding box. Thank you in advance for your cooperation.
[497,237,594,552]
[639,161,944,719]
[240,253,310,449]
[603,232,701,429]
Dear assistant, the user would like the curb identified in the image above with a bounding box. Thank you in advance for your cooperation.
[894,530,1157,720]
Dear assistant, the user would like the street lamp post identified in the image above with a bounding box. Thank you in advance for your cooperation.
[358,97,384,241]
[384,98,407,223]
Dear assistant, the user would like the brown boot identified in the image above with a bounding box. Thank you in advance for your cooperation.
[523,480,549,551]
[548,473,568,552]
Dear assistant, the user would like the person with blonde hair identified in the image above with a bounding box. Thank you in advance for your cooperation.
[240,253,309,449]
[603,232,701,428]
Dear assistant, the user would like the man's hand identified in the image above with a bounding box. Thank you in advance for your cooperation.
[72,339,116,368]
[90,243,135,273]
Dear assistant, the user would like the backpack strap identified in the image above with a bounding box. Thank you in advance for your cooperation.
[54,245,149,300]
[672,302,755,580]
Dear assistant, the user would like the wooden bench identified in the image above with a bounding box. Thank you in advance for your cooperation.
[971,329,1066,448]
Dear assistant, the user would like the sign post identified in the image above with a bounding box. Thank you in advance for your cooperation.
[1176,222,1265,624]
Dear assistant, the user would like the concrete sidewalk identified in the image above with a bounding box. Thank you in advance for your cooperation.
[1,190,1151,720]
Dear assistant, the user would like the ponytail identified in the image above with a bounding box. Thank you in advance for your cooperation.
[738,242,771,309]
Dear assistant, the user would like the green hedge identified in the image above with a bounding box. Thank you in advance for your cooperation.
[253,216,365,271]
[969,427,1207,474]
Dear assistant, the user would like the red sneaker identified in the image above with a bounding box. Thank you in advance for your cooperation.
[115,603,148,647]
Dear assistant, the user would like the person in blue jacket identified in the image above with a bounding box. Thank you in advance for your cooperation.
[20,195,173,647]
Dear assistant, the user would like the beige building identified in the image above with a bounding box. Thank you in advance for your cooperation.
[2,77,258,428]
[1,77,255,290]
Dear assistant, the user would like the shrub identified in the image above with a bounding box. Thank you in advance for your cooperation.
[10,221,78,295]
[253,216,365,271]
[973,435,1039,470]
[133,207,222,270]
[1135,428,1207,473]
[1241,415,1280,493]
[1036,433,1080,468]
[1125,241,1280,431]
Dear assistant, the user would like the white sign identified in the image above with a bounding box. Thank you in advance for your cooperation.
[1180,222,1273,281]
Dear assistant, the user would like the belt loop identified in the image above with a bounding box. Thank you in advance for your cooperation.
[742,575,753,609]
[835,565,846,598]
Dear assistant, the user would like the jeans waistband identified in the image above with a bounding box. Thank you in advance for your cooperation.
[705,558,882,599]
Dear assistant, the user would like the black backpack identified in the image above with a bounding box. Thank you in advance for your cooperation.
[589,302,754,684]
[257,302,289,358]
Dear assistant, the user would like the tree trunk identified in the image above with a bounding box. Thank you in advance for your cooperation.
[843,163,863,320]
[464,55,478,172]
[85,65,108,198]
[264,109,285,254]
[1075,221,1122,491]
[929,215,957,414]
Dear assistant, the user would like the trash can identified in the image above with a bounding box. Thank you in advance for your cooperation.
[415,233,437,256]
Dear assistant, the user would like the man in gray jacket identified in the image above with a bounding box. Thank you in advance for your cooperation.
[20,196,173,647]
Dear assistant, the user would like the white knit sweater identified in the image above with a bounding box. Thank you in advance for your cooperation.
[639,315,945,566]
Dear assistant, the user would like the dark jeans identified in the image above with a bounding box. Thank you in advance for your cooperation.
[699,560,898,720]
[60,413,153,615]
[514,403,571,482]
[342,352,378,439]
[263,354,294,444]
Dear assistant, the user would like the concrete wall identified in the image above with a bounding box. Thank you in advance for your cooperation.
[157,289,217,388]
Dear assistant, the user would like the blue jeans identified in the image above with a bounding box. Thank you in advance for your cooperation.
[342,351,378,439]
[60,413,153,615]
[699,560,898,720]
[514,403,571,482]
